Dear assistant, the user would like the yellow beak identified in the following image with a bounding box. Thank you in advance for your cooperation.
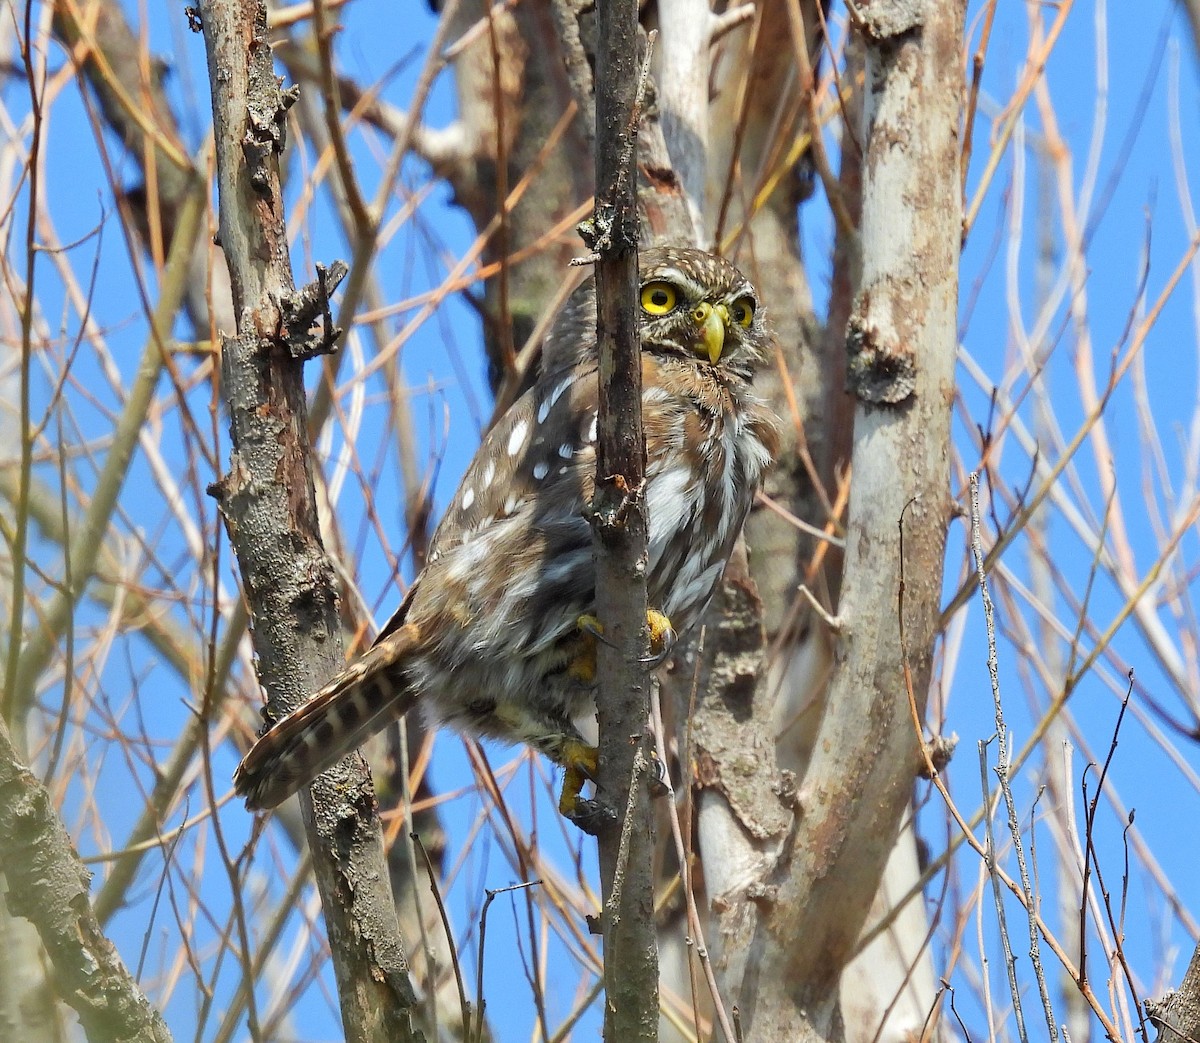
[693,302,729,364]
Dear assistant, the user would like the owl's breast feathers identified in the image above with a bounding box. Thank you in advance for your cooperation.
[403,354,777,662]
[640,355,778,631]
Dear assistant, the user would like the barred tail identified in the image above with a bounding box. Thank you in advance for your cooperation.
[233,624,421,810]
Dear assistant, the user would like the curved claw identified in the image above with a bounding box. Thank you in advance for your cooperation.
[577,613,618,649]
[567,797,618,834]
[577,609,676,666]
[639,609,677,666]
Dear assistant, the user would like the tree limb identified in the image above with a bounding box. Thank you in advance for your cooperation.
[0,715,173,1043]
[589,2,658,1039]
[739,2,965,1038]
[195,0,424,1038]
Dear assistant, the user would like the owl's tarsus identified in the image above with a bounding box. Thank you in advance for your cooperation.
[558,739,599,817]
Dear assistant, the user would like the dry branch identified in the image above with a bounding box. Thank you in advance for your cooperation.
[195,0,424,1038]
[0,715,172,1043]
[589,1,658,1039]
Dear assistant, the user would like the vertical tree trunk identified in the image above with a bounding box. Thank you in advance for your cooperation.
[196,1,423,1038]
[591,5,659,1040]
[739,3,965,1038]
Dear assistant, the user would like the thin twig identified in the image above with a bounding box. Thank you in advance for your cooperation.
[649,680,736,1043]
[977,737,1029,1042]
[475,880,541,1043]
[971,473,1058,1041]
[413,830,471,1034]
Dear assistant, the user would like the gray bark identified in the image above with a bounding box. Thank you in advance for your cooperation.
[591,3,659,1039]
[737,3,965,1038]
[196,0,424,1038]
[0,716,173,1042]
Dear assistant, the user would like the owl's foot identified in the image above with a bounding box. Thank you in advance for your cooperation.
[558,739,599,817]
[557,740,618,832]
[575,609,676,665]
[568,796,618,834]
[641,609,677,666]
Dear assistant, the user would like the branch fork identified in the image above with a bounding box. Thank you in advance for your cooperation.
[277,259,349,360]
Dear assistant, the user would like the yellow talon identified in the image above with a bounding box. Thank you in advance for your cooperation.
[575,610,676,661]
[577,613,604,639]
[645,609,676,659]
[558,739,599,817]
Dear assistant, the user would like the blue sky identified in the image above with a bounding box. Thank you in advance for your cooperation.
[11,0,1200,1039]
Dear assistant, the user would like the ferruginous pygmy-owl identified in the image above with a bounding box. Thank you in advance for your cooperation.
[234,246,780,819]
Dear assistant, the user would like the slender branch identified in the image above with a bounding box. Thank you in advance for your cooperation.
[8,186,207,729]
[971,474,1058,1040]
[977,740,1028,1041]
[589,1,658,1038]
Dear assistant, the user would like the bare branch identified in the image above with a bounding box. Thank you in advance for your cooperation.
[0,715,173,1042]
[195,0,424,1036]
[739,2,965,1037]
[589,2,657,1038]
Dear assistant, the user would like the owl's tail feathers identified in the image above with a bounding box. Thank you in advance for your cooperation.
[233,623,422,810]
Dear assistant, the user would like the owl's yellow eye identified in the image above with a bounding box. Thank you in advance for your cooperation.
[730,297,755,327]
[641,282,678,315]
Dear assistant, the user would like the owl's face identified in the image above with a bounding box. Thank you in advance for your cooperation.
[636,247,768,378]
[540,246,770,380]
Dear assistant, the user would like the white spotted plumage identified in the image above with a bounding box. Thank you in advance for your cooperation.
[233,246,779,813]
[507,419,529,456]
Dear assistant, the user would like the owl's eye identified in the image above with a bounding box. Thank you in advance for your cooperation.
[730,297,756,327]
[640,282,678,315]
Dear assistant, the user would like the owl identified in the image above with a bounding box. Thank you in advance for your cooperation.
[234,246,779,819]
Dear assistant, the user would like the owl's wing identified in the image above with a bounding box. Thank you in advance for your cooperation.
[374,361,601,644]
[431,360,602,554]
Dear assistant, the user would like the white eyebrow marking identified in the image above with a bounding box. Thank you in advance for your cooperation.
[461,487,475,510]
[481,461,496,488]
[558,443,573,459]
[533,461,549,480]
[508,419,530,456]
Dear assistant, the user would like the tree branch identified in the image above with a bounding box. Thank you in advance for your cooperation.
[589,1,657,1038]
[195,1,424,1038]
[1150,939,1200,1042]
[0,715,173,1042]
[740,2,965,1038]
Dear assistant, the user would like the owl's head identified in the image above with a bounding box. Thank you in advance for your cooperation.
[540,246,770,380]
[636,246,768,378]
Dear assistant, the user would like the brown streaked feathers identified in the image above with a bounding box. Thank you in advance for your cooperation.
[233,247,779,816]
